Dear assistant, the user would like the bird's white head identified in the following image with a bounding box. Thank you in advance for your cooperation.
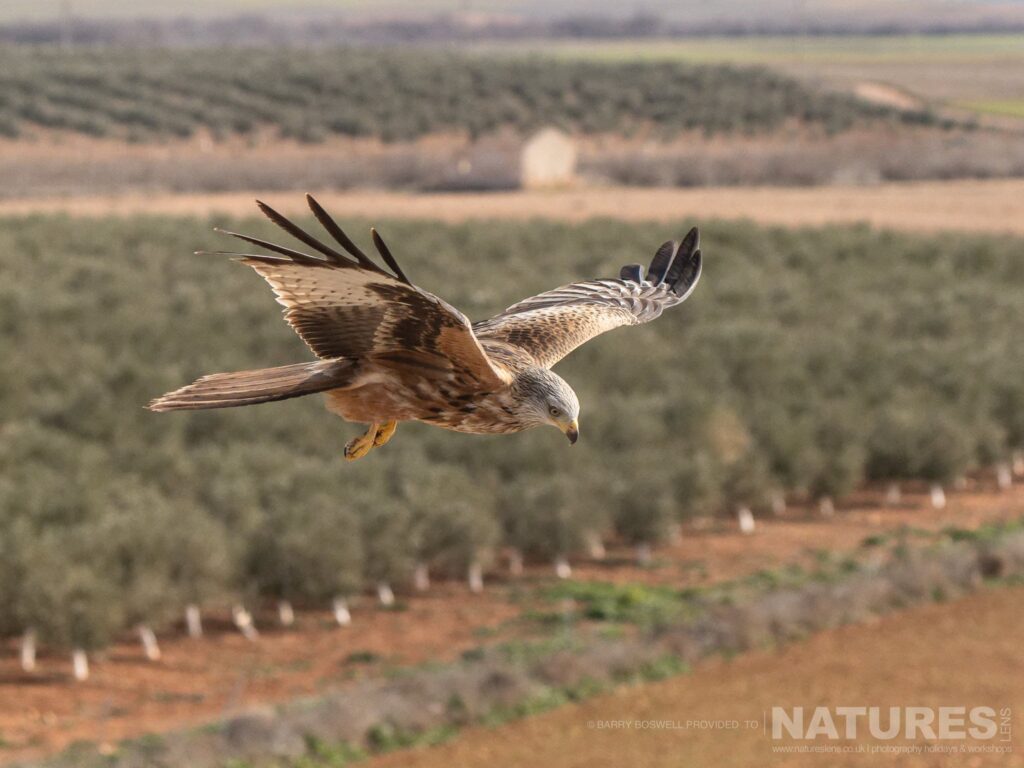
[512,368,580,443]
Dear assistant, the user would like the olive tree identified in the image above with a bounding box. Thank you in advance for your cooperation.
[246,495,363,624]
[358,493,416,604]
[867,400,974,508]
[17,528,122,680]
[402,463,499,588]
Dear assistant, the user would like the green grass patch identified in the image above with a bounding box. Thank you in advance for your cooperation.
[365,723,458,753]
[861,533,890,548]
[956,100,1024,118]
[478,34,1024,65]
[344,650,381,665]
[495,635,581,665]
[941,516,1024,544]
[542,580,690,626]
[481,688,572,728]
[637,654,691,683]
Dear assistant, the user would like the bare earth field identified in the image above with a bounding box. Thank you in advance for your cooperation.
[488,34,1024,125]
[369,585,1024,768]
[2,481,1022,763]
[6,127,1020,198]
[4,179,1024,235]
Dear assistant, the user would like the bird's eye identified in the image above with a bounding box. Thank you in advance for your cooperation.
[549,406,560,417]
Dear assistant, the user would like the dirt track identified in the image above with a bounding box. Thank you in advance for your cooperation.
[2,482,1021,764]
[3,180,1024,235]
[371,585,1024,768]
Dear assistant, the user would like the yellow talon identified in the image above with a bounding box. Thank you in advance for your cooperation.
[344,424,380,461]
[373,421,398,447]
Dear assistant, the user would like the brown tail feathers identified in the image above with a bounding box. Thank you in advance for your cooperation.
[148,360,354,412]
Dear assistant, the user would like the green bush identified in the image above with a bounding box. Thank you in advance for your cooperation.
[402,462,500,578]
[246,495,363,606]
[16,529,123,651]
[866,400,975,484]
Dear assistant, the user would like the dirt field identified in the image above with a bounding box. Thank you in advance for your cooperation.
[5,124,1019,200]
[2,481,1022,764]
[3,179,1024,235]
[370,584,1024,768]
[490,34,1024,125]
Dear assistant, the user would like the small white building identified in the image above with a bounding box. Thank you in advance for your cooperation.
[519,127,577,189]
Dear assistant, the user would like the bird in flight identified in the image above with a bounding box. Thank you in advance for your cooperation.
[150,196,702,460]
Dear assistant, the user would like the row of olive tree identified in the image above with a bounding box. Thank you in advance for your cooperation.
[0,214,1021,670]
[0,46,941,144]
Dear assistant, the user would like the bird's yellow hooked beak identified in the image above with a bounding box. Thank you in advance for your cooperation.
[563,419,579,445]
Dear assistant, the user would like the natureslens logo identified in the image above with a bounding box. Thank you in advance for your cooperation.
[769,706,1012,743]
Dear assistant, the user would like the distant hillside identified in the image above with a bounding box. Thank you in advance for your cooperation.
[0,47,941,143]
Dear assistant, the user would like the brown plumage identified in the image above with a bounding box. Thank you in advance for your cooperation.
[149,195,702,459]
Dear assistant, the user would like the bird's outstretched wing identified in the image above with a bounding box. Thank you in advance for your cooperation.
[474,228,702,369]
[205,195,510,390]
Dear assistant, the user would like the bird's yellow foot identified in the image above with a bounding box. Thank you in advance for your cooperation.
[373,420,398,448]
[344,424,380,461]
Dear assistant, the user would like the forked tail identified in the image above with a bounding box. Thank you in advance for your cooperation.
[148,360,353,411]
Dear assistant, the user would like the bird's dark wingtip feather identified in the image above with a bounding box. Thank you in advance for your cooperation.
[214,227,326,265]
[648,240,675,284]
[619,263,645,282]
[304,194,384,272]
[214,196,414,282]
[679,227,699,258]
[253,198,351,266]
[670,248,702,299]
[254,199,276,220]
[371,227,412,285]
[648,227,699,287]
